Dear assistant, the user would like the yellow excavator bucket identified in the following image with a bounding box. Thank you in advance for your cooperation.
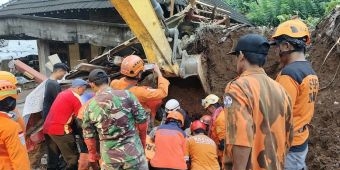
[109,0,179,75]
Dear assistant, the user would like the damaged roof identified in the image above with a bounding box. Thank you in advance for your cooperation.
[0,0,112,15]
[0,0,250,25]
[199,0,250,25]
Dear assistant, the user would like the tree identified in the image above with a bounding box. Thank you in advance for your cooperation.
[225,0,335,27]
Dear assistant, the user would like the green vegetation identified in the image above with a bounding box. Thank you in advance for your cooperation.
[225,0,340,27]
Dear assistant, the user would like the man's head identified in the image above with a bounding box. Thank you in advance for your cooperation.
[228,34,270,75]
[190,120,207,135]
[52,63,69,80]
[120,55,144,80]
[88,69,109,92]
[166,110,184,128]
[202,94,221,114]
[200,114,212,125]
[0,80,18,112]
[71,79,88,95]
[271,19,310,65]
[165,99,181,113]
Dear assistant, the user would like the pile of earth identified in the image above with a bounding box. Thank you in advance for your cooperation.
[168,7,340,169]
[167,24,279,117]
[306,7,340,170]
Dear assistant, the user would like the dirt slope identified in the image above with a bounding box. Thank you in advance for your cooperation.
[306,7,340,170]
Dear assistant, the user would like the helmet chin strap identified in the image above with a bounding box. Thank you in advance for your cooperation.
[279,50,298,57]
[278,45,299,58]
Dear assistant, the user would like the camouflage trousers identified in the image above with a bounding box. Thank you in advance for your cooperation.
[101,156,148,170]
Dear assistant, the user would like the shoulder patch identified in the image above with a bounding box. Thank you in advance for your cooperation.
[223,95,233,108]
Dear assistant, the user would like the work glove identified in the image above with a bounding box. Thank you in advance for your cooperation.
[218,139,225,151]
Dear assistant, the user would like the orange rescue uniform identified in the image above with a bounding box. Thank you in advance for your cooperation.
[224,68,293,170]
[186,134,220,170]
[0,112,30,170]
[209,107,225,161]
[110,76,170,147]
[276,61,319,146]
[150,123,187,169]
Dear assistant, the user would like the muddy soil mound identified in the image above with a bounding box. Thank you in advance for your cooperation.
[306,7,340,170]
[184,25,278,97]
[170,24,278,117]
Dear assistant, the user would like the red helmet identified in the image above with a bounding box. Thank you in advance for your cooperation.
[190,120,207,132]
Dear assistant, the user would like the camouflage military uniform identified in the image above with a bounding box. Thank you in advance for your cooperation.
[82,87,148,170]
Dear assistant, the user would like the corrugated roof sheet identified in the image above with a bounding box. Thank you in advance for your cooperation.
[0,0,111,15]
[200,0,251,25]
[0,0,251,25]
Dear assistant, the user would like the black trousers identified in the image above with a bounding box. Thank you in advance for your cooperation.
[46,133,79,170]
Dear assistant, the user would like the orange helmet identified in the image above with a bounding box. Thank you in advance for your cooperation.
[200,115,212,125]
[0,80,18,101]
[190,120,207,132]
[120,55,144,77]
[167,110,184,127]
[272,19,311,45]
[0,71,17,85]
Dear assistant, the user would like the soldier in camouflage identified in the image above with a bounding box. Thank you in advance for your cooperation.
[82,69,148,170]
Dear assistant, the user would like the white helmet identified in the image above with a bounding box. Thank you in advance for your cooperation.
[165,99,180,112]
[202,94,219,109]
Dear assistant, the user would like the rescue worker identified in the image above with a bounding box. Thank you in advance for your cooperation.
[82,69,148,169]
[110,55,170,148]
[0,71,26,133]
[43,79,88,170]
[224,34,293,169]
[271,19,319,170]
[186,120,220,170]
[163,99,191,130]
[0,80,30,170]
[201,94,225,162]
[150,110,187,170]
[200,114,212,134]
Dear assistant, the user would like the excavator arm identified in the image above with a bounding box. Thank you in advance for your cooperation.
[109,0,179,75]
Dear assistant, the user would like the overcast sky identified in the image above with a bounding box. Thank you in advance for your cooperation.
[0,0,10,6]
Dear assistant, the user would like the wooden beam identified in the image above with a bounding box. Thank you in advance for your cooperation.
[170,0,175,16]
[90,45,101,59]
[37,40,50,76]
[68,43,81,70]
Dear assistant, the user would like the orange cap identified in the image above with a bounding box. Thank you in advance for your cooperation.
[167,110,184,127]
